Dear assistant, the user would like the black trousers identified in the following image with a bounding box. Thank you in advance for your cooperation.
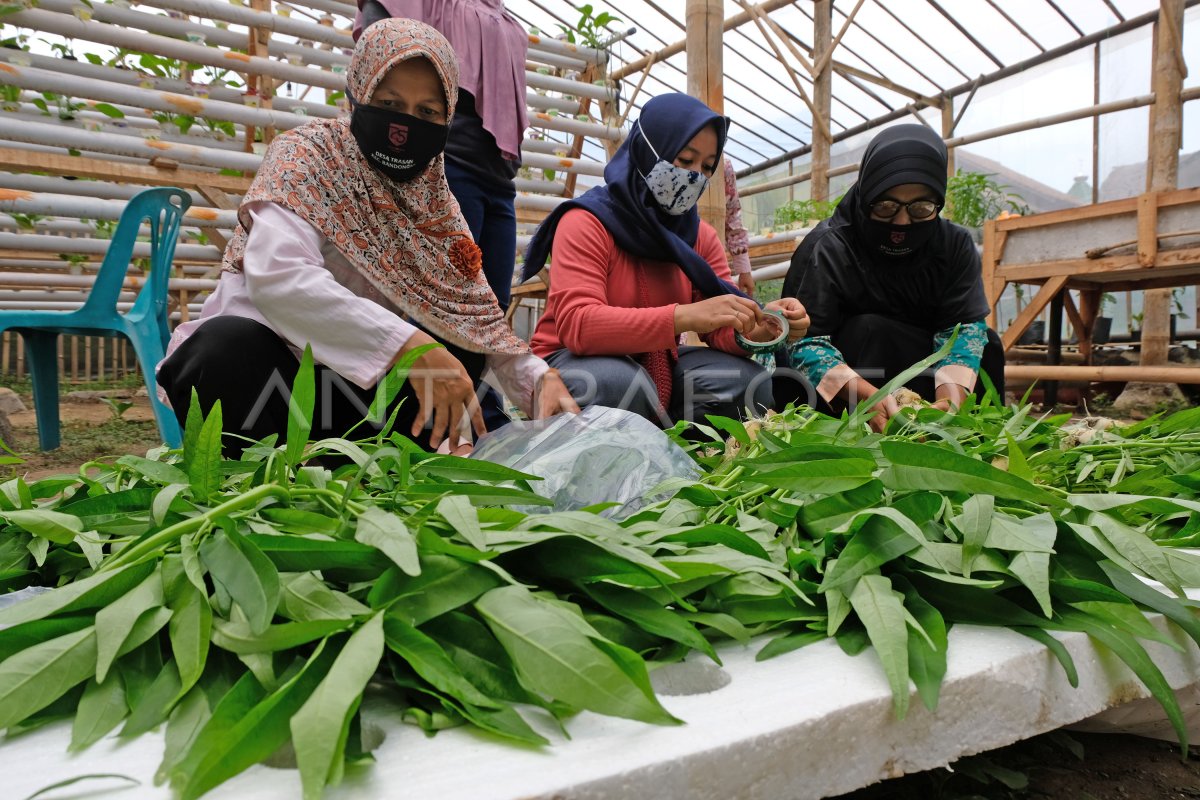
[157,316,486,455]
[773,314,1006,413]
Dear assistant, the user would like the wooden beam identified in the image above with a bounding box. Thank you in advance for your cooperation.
[828,61,942,108]
[0,148,252,193]
[810,0,865,80]
[610,0,797,81]
[735,0,832,144]
[687,0,725,240]
[1001,275,1068,351]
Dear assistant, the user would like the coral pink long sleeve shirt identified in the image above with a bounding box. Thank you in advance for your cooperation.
[530,208,745,358]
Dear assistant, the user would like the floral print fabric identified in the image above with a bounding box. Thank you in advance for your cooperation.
[223,17,528,355]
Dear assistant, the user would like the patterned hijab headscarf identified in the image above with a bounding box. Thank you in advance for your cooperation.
[222,17,528,355]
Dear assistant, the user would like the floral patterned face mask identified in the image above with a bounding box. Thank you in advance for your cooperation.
[637,130,709,216]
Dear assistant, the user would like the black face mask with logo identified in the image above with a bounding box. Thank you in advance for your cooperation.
[861,217,938,258]
[350,105,448,182]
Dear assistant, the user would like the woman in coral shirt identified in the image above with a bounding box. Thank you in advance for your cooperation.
[522,93,808,426]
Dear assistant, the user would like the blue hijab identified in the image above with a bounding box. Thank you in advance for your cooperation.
[522,93,746,299]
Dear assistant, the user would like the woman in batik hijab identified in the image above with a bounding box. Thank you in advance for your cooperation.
[158,18,577,455]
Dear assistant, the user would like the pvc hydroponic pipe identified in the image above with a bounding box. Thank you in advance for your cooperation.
[0,190,238,228]
[0,174,211,206]
[0,49,338,119]
[30,0,349,71]
[0,231,221,262]
[0,115,262,172]
[6,8,345,91]
[1,62,311,132]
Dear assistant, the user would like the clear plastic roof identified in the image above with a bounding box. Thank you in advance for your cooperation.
[507,0,1167,170]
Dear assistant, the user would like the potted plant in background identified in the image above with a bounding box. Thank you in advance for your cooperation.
[943,169,1029,243]
[1093,292,1115,345]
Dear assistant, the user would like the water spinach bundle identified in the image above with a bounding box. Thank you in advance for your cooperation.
[3,365,1200,798]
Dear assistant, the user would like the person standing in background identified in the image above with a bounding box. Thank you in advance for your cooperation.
[723,157,756,296]
[355,0,529,427]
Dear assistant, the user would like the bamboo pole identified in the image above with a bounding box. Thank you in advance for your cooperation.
[942,100,956,178]
[811,0,832,202]
[1141,0,1186,369]
[1006,365,1200,383]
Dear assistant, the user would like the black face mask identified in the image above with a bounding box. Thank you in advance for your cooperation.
[862,217,937,258]
[350,104,448,182]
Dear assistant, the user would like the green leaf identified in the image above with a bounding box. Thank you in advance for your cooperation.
[94,570,163,683]
[188,399,224,502]
[366,342,438,423]
[156,687,211,784]
[742,459,876,495]
[406,483,553,506]
[896,579,947,712]
[1098,560,1200,652]
[70,672,127,751]
[286,345,316,467]
[173,640,338,800]
[280,572,370,622]
[370,554,502,623]
[819,515,921,592]
[756,629,824,661]
[583,582,718,662]
[986,512,1057,553]
[355,507,419,576]
[167,576,212,695]
[956,494,993,577]
[210,616,352,654]
[1053,608,1188,749]
[92,102,126,119]
[200,527,280,635]
[879,440,1060,508]
[1008,551,1052,617]
[292,615,385,800]
[122,660,183,737]
[0,626,97,730]
[0,615,93,663]
[182,390,204,473]
[438,495,488,550]
[245,533,390,579]
[1003,432,1034,481]
[847,574,910,719]
[476,585,680,725]
[412,456,542,484]
[19,774,139,800]
[2,508,83,544]
[383,616,498,708]
[115,455,189,485]
[1088,513,1182,596]
[0,561,155,627]
[1012,626,1078,687]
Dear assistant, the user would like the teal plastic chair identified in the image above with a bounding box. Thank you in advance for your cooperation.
[0,187,190,450]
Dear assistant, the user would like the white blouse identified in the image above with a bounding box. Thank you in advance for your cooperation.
[165,201,547,417]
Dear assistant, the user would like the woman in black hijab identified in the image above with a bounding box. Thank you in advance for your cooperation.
[778,124,1004,432]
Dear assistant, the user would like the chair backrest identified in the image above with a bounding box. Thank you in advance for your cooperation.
[83,187,191,345]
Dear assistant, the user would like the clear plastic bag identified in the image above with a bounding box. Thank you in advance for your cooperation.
[471,406,700,518]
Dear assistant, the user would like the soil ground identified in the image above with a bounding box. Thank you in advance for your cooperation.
[3,390,1200,799]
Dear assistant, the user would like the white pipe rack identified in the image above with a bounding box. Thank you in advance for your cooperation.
[0,174,213,206]
[6,8,346,91]
[0,116,261,172]
[0,272,219,291]
[520,150,606,178]
[527,111,620,141]
[150,0,355,49]
[0,49,340,119]
[2,63,312,133]
[0,232,222,261]
[0,190,237,228]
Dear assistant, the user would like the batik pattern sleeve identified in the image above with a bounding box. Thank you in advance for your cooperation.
[723,158,752,276]
[789,336,858,402]
[932,319,988,392]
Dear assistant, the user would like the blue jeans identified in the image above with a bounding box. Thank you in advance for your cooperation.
[444,159,518,308]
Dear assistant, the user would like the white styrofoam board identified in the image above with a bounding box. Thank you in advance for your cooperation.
[3,616,1200,800]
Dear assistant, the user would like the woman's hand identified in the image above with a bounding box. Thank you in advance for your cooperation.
[840,376,897,434]
[932,382,970,412]
[534,368,580,419]
[763,298,810,341]
[396,332,486,451]
[674,295,763,335]
[737,271,756,295]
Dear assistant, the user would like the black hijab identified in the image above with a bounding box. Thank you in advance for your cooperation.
[782,124,989,335]
[522,93,746,300]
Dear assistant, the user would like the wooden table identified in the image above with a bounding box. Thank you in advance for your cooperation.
[983,188,1200,393]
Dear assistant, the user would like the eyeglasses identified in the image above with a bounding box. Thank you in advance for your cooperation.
[869,199,941,221]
